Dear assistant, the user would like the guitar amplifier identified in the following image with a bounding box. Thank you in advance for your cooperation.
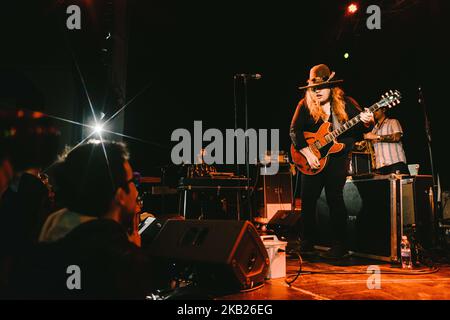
[177,177,252,220]
[443,191,450,220]
[256,164,293,221]
[315,175,434,262]
[349,152,372,176]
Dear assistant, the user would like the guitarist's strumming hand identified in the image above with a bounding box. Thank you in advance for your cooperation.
[300,147,320,169]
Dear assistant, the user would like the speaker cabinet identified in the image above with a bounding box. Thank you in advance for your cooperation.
[257,164,293,221]
[147,220,269,291]
[315,175,434,262]
[443,191,450,220]
[350,152,372,176]
[411,175,435,248]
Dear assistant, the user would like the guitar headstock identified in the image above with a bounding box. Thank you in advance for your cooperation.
[379,90,401,109]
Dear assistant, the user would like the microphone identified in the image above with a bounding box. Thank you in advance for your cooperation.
[234,73,262,80]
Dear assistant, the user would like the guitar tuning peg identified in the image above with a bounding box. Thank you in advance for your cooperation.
[396,99,400,104]
[390,90,393,94]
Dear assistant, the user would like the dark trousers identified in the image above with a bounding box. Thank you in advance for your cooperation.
[300,154,349,246]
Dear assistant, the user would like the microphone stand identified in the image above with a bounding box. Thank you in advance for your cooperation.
[233,76,242,221]
[243,78,251,188]
[233,76,240,177]
[233,74,254,221]
[243,77,252,220]
[418,87,442,241]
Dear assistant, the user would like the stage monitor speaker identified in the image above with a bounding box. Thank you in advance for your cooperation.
[267,210,302,240]
[139,215,185,248]
[147,220,269,292]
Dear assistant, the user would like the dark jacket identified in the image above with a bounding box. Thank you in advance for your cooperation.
[0,173,49,255]
[9,219,159,299]
[290,96,370,156]
[0,173,50,296]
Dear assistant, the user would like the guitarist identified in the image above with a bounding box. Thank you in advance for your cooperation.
[290,64,374,258]
[363,107,408,175]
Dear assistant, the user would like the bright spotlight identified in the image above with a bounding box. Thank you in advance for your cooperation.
[347,3,358,14]
[93,124,104,134]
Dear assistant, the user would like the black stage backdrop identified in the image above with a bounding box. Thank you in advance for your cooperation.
[1,0,449,188]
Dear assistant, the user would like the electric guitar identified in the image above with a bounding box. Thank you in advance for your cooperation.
[291,90,401,175]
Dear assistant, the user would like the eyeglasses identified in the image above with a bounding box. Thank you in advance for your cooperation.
[125,172,141,188]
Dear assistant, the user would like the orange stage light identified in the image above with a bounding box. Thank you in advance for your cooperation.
[347,3,358,14]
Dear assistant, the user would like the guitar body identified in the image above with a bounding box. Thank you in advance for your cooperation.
[291,122,345,175]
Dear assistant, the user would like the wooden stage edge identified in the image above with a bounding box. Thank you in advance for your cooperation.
[221,257,450,300]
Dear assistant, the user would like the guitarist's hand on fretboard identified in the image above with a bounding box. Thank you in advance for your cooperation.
[360,108,374,126]
[300,147,320,169]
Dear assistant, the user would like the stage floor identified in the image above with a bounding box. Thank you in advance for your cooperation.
[222,255,450,300]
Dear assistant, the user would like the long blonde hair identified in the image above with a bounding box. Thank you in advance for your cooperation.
[304,87,348,123]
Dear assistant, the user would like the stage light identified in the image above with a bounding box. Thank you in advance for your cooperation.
[93,124,104,135]
[344,52,350,59]
[32,111,44,119]
[347,3,358,14]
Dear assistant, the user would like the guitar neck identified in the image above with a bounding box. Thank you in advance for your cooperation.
[326,102,379,141]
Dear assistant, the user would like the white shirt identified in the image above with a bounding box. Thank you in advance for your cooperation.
[372,118,407,169]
